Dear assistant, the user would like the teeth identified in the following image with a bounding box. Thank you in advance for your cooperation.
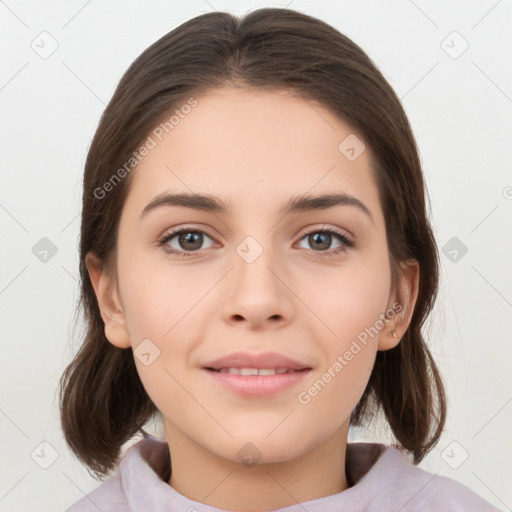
[218,367,294,375]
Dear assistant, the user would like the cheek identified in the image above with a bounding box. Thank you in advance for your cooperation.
[297,343,376,425]
[300,257,391,343]
[119,252,215,342]
[286,260,389,422]
[119,262,213,406]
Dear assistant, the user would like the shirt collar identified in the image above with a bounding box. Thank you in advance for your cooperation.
[120,434,402,512]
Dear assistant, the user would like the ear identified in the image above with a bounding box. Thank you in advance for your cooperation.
[378,259,419,351]
[85,251,131,349]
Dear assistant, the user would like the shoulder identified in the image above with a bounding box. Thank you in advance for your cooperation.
[65,435,170,512]
[359,443,503,511]
[65,471,127,512]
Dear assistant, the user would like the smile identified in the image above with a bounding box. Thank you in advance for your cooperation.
[203,367,312,398]
[208,367,308,375]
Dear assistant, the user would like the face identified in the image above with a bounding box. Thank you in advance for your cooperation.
[88,86,416,467]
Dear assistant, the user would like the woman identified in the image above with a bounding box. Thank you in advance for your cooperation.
[59,7,502,511]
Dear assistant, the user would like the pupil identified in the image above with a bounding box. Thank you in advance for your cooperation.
[180,232,202,250]
[311,233,330,250]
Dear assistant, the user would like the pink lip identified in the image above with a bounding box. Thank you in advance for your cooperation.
[202,368,312,398]
[202,351,311,371]
[201,351,312,398]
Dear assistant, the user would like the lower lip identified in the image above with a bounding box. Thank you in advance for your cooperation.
[202,368,312,398]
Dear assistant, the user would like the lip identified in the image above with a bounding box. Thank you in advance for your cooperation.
[201,351,312,398]
[202,351,311,371]
[202,367,312,398]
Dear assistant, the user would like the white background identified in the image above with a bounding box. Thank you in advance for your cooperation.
[1,1,511,511]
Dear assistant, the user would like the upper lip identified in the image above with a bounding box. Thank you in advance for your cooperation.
[202,351,311,371]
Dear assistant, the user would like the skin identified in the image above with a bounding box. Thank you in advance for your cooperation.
[86,86,419,511]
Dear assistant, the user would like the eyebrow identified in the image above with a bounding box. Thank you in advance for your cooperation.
[140,191,373,223]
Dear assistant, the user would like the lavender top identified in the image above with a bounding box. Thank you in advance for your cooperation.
[66,435,502,511]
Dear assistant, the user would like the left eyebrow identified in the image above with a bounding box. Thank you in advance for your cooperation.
[140,191,373,224]
[279,192,373,224]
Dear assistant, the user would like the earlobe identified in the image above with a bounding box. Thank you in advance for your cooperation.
[378,259,420,351]
[378,326,401,351]
[85,252,131,349]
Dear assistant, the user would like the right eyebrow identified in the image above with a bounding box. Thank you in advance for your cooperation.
[140,192,233,220]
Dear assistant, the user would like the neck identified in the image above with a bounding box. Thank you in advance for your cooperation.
[165,422,349,511]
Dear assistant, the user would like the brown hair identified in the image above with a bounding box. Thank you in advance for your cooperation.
[59,7,446,479]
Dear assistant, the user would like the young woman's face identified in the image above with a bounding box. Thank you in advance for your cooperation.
[97,86,409,466]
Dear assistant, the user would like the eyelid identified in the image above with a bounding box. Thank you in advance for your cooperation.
[295,223,354,242]
[159,224,219,243]
[159,223,352,242]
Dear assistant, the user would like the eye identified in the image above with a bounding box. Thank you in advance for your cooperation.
[158,225,355,258]
[158,228,217,257]
[296,227,355,256]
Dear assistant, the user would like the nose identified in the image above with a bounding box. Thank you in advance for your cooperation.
[221,241,294,330]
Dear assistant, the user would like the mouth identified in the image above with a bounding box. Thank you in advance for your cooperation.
[202,351,312,373]
[202,366,313,398]
[204,367,311,375]
[200,351,312,397]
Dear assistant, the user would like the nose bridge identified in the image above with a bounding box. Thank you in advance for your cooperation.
[222,231,293,327]
[234,232,281,295]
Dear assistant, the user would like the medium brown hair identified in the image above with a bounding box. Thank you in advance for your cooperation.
[59,7,446,479]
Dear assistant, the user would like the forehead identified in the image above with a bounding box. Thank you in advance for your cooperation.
[123,86,383,224]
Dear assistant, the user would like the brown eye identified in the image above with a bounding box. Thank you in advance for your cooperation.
[177,231,203,251]
[306,232,333,251]
[297,228,354,254]
[158,228,216,256]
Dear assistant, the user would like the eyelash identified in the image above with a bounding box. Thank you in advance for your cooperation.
[157,226,355,259]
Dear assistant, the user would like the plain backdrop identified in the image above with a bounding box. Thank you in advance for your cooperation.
[1,1,511,511]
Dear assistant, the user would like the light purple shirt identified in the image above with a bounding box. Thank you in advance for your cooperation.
[66,435,502,511]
